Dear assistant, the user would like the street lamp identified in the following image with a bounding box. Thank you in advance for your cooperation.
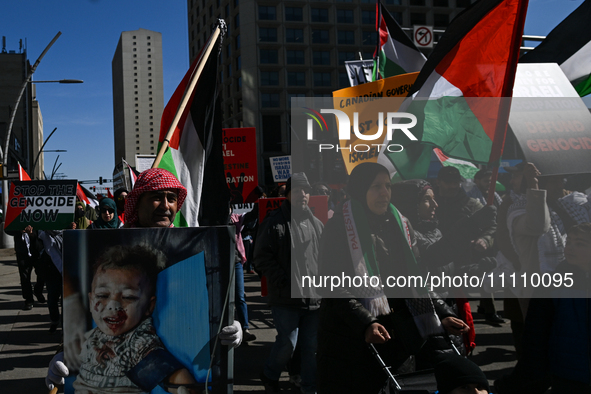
[31,79,84,84]
[1,32,63,248]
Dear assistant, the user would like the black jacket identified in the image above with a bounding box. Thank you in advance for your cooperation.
[253,200,322,309]
[317,206,456,393]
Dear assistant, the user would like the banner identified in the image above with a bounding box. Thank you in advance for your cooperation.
[332,72,419,174]
[509,63,591,176]
[345,60,374,86]
[62,227,234,393]
[269,156,291,182]
[4,180,77,233]
[223,127,258,204]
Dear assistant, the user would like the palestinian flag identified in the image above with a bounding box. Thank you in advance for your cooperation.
[373,1,426,80]
[157,22,230,227]
[378,0,528,180]
[77,183,98,209]
[520,0,591,97]
[18,163,31,181]
[433,148,478,179]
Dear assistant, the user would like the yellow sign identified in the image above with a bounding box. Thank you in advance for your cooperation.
[332,72,419,174]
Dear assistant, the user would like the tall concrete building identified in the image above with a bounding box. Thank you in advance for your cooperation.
[187,0,472,184]
[0,38,43,180]
[112,28,164,168]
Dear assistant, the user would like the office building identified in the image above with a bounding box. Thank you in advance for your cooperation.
[112,28,164,169]
[0,37,43,180]
[187,0,473,184]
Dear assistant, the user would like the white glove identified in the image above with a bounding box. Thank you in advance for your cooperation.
[45,352,69,390]
[219,320,242,348]
[177,386,190,394]
[63,293,86,371]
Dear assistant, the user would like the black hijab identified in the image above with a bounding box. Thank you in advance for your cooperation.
[347,162,391,212]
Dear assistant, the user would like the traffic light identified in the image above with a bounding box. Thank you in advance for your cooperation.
[99,176,103,185]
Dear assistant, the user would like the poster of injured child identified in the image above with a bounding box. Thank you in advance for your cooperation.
[62,226,235,394]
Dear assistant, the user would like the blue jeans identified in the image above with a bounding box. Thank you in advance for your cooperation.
[235,262,249,330]
[264,306,318,393]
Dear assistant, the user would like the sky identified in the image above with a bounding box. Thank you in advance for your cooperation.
[2,0,586,190]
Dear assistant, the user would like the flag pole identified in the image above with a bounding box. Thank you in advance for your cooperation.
[374,0,382,81]
[152,26,221,169]
[486,0,529,205]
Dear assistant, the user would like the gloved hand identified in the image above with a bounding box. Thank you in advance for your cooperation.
[45,352,69,390]
[63,293,86,371]
[219,320,242,348]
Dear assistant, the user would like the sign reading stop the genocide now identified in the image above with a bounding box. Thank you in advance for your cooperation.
[4,180,77,232]
[222,127,258,204]
[509,63,591,176]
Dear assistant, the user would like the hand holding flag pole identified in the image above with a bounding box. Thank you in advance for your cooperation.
[152,23,223,169]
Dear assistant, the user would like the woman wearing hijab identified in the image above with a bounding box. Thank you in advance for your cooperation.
[317,163,469,393]
[391,180,477,364]
[74,201,91,230]
[89,198,123,229]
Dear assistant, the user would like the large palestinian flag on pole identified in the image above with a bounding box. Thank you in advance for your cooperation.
[373,1,426,81]
[378,0,529,180]
[157,22,230,227]
[520,0,591,97]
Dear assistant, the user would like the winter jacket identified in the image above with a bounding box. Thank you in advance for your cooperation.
[253,200,322,309]
[317,206,457,393]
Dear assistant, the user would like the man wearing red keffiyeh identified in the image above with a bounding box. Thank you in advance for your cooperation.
[45,168,243,392]
[124,168,188,228]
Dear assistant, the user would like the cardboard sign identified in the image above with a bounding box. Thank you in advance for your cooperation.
[270,156,291,182]
[4,180,77,232]
[62,227,234,393]
[332,72,419,174]
[509,63,591,176]
[223,127,258,204]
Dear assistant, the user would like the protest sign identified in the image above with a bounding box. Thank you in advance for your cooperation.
[269,156,291,182]
[223,127,258,204]
[62,227,234,394]
[4,180,77,232]
[345,59,374,86]
[332,72,419,174]
[509,63,591,176]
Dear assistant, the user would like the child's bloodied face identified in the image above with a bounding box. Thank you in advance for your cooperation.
[89,268,155,336]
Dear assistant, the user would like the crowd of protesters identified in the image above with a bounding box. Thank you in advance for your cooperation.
[10,162,591,393]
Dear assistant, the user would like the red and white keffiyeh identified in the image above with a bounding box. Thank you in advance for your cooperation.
[124,168,187,227]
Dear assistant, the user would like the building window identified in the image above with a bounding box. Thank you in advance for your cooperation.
[286,28,304,43]
[410,12,427,25]
[261,93,280,108]
[285,7,303,22]
[260,49,278,64]
[385,0,402,3]
[314,72,332,87]
[234,14,240,28]
[237,56,241,70]
[392,11,403,24]
[338,30,355,45]
[313,51,330,65]
[133,48,137,52]
[286,50,305,64]
[312,29,329,44]
[337,9,354,23]
[361,10,375,24]
[236,34,241,49]
[262,115,282,151]
[434,13,449,26]
[338,51,356,64]
[287,72,306,86]
[261,71,279,86]
[410,0,425,5]
[311,8,329,22]
[259,5,276,20]
[339,72,350,88]
[362,31,377,45]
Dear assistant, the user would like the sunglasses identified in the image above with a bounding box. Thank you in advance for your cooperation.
[101,208,115,214]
